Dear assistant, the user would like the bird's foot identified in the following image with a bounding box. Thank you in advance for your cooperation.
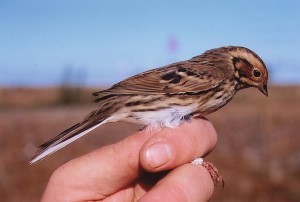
[191,157,224,188]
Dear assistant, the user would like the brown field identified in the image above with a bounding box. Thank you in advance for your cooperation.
[0,86,300,201]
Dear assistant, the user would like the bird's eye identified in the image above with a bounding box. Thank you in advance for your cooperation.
[253,69,261,78]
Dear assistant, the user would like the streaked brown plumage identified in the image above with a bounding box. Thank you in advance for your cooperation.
[31,46,268,164]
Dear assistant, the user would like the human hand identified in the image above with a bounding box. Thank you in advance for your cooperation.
[41,118,217,202]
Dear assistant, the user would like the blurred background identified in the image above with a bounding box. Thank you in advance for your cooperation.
[1,0,300,201]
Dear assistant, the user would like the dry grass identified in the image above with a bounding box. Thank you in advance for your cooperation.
[0,86,299,201]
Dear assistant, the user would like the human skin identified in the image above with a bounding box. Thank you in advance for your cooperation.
[41,118,217,202]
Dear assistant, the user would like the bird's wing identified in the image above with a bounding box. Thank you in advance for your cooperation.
[93,61,227,101]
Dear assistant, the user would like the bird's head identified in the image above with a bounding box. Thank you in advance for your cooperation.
[225,46,269,96]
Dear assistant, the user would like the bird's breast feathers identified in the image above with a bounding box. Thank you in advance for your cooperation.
[109,103,198,128]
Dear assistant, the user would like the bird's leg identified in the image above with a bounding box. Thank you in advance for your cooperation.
[191,157,225,188]
[180,114,193,122]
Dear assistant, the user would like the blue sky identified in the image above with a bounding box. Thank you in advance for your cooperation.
[1,0,300,86]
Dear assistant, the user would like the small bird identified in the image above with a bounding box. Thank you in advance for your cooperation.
[31,46,268,164]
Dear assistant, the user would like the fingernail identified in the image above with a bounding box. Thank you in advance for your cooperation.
[145,142,172,168]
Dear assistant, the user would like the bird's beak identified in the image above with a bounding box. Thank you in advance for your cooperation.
[258,83,268,97]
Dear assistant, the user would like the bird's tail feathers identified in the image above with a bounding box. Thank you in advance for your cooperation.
[30,117,107,164]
